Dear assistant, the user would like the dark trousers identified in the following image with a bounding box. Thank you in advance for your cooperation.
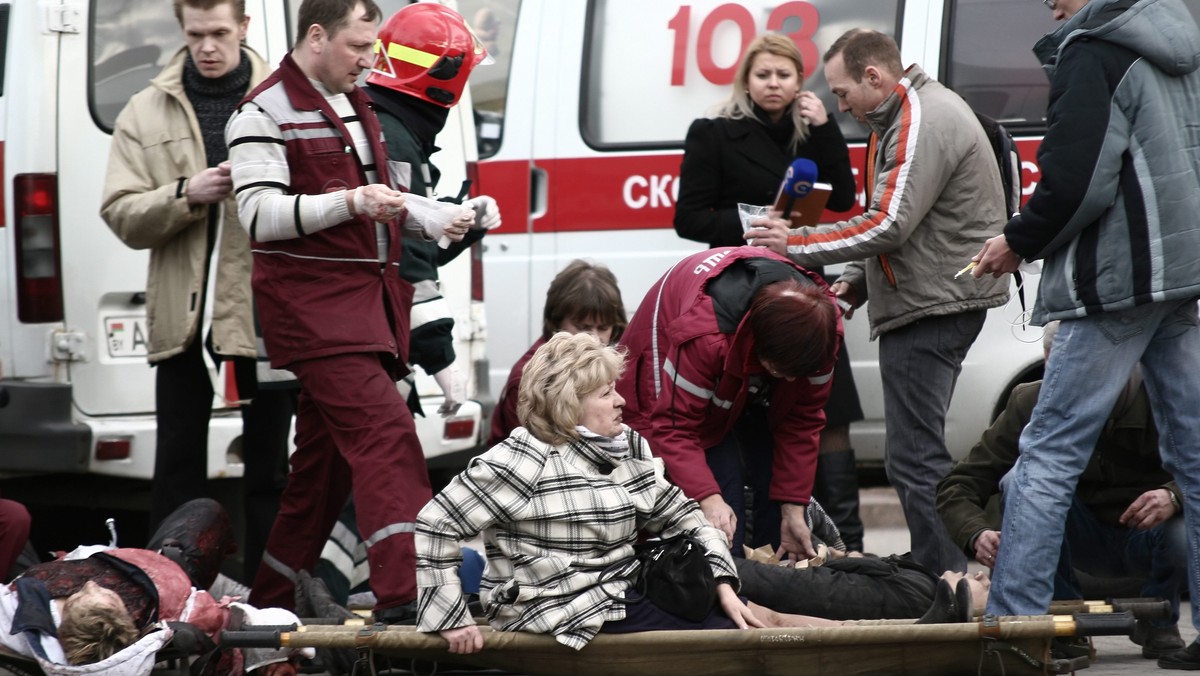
[734,554,937,620]
[1055,497,1187,627]
[705,403,779,555]
[250,352,431,611]
[152,335,294,583]
[152,337,217,529]
[879,311,985,574]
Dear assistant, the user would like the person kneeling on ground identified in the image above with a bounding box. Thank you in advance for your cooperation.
[936,321,1186,658]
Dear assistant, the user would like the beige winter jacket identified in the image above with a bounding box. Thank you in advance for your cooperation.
[779,65,1009,338]
[100,47,269,363]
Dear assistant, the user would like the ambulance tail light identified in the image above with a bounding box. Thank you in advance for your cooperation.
[95,436,132,461]
[443,416,475,440]
[466,160,484,301]
[14,173,63,323]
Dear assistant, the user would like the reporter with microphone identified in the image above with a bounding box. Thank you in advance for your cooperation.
[674,33,866,553]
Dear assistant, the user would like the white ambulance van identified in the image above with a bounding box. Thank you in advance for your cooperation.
[462,0,1200,466]
[0,0,487,503]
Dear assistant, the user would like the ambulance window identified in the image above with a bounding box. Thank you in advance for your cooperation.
[582,0,901,149]
[942,0,1060,128]
[457,0,521,159]
[91,0,183,132]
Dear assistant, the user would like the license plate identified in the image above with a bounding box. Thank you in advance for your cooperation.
[104,316,149,358]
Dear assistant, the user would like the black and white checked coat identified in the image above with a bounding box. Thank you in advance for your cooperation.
[415,426,737,650]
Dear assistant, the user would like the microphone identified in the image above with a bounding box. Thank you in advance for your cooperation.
[779,158,819,220]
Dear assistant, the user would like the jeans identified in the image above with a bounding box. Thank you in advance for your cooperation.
[1058,497,1187,627]
[988,298,1200,635]
[879,310,986,574]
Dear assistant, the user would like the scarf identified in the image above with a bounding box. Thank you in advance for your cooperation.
[183,50,252,167]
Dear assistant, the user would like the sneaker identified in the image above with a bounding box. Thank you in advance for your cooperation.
[1159,642,1200,670]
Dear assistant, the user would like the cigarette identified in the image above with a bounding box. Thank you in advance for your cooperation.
[954,262,977,279]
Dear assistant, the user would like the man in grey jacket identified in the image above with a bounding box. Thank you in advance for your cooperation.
[750,29,1009,574]
[971,0,1200,668]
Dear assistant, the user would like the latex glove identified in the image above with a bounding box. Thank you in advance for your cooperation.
[231,603,316,667]
[404,193,471,247]
[352,184,406,222]
[466,195,502,230]
[433,364,466,417]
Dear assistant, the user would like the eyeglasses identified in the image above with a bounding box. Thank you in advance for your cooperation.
[1042,0,1057,9]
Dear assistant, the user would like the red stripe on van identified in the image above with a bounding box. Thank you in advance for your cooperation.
[477,139,1041,236]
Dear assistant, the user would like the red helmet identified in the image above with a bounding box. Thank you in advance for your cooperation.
[367,3,489,108]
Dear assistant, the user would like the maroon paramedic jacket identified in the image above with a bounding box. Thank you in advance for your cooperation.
[240,54,413,373]
[617,246,838,506]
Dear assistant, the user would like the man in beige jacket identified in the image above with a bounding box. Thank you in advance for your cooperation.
[100,0,291,582]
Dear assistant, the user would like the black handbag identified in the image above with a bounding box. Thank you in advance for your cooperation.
[630,534,718,622]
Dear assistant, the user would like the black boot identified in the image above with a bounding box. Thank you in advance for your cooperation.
[916,579,958,625]
[916,578,973,624]
[813,448,864,552]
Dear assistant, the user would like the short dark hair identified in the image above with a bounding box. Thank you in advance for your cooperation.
[542,260,628,342]
[296,0,381,44]
[749,279,838,379]
[173,0,245,25]
[823,28,903,82]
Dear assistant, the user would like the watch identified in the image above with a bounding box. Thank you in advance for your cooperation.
[1168,489,1182,513]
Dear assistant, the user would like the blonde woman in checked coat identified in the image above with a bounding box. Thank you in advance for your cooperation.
[414,332,838,654]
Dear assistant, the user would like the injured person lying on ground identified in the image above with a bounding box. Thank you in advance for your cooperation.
[412,333,984,655]
[0,498,312,676]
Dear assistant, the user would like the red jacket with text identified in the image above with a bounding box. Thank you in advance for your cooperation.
[617,246,838,505]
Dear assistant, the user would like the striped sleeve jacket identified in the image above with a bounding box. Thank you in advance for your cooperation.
[226,54,413,369]
[414,426,737,650]
[778,66,1009,338]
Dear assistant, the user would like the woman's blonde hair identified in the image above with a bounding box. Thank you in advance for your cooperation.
[59,600,139,665]
[712,33,810,148]
[517,332,625,445]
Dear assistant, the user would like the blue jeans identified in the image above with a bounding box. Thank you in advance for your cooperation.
[879,311,985,574]
[988,298,1200,635]
[1058,498,1187,627]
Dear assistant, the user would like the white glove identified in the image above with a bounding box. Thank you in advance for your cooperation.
[466,195,502,231]
[352,184,406,221]
[403,192,471,248]
[433,364,466,417]
[230,602,316,669]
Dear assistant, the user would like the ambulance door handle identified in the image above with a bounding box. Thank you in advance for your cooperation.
[530,165,548,220]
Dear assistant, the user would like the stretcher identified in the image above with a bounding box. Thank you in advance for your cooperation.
[220,609,1142,676]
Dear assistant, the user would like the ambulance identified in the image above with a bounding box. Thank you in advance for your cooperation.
[462,0,1200,465]
[0,0,487,502]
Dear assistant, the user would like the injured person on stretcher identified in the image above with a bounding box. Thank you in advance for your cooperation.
[414,332,989,655]
[0,498,312,676]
